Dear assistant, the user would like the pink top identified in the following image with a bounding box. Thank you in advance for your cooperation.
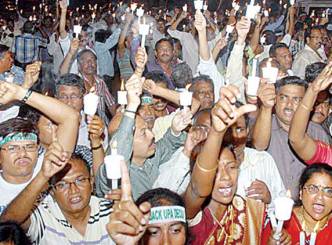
[306,141,332,166]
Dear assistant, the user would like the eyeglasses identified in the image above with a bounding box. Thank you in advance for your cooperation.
[303,184,332,198]
[1,144,38,154]
[57,94,82,100]
[53,177,90,192]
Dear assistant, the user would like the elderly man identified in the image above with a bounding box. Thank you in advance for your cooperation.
[293,26,327,79]
[252,76,330,198]
[0,44,24,85]
[1,151,115,245]
[0,81,79,214]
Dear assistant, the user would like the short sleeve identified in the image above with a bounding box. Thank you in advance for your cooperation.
[27,206,46,244]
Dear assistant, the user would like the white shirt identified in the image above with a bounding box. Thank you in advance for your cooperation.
[292,44,327,79]
[236,147,286,208]
[0,150,44,214]
[153,147,191,195]
[28,196,115,245]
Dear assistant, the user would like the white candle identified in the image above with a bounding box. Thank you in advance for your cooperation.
[274,192,294,221]
[117,79,127,105]
[91,12,96,22]
[264,9,269,17]
[247,76,260,97]
[73,25,82,37]
[226,25,234,39]
[203,3,208,11]
[180,86,193,107]
[194,0,204,10]
[130,3,137,13]
[5,73,14,83]
[289,0,295,5]
[83,89,99,116]
[182,4,187,12]
[104,141,123,190]
[262,59,279,84]
[136,7,144,17]
[246,0,257,19]
[139,18,150,48]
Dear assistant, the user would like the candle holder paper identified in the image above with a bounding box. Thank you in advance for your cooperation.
[84,93,99,116]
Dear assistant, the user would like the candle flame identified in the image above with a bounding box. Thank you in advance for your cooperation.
[90,86,96,93]
[120,79,125,91]
[185,84,191,90]
[111,140,118,150]
[286,190,291,198]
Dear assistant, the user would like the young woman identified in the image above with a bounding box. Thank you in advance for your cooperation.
[262,164,332,244]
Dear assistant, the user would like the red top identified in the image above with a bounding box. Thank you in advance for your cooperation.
[261,211,332,244]
[306,141,332,166]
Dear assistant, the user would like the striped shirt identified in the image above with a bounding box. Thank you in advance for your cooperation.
[11,33,47,64]
[27,196,115,245]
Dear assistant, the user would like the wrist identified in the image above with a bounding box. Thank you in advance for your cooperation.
[37,171,51,184]
[171,127,181,137]
[183,147,192,158]
[16,87,28,101]
[126,104,139,112]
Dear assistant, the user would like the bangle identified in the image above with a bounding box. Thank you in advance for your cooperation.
[195,160,218,173]
[91,144,102,150]
[125,109,136,114]
[300,103,311,111]
[21,89,32,103]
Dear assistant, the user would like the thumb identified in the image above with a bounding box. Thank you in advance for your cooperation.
[51,124,58,143]
[120,159,132,201]
[236,104,257,118]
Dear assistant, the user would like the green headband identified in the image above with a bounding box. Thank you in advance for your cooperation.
[0,132,38,148]
[149,206,186,224]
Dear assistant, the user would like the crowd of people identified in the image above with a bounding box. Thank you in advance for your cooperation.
[0,0,331,244]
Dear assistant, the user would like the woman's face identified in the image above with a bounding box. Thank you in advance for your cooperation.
[143,221,186,245]
[301,172,332,222]
[211,148,240,205]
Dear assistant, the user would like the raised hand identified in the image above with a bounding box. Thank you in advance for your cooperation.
[311,61,332,93]
[211,85,257,132]
[59,0,68,9]
[88,115,105,146]
[171,108,193,135]
[236,16,251,42]
[142,79,158,95]
[257,79,276,108]
[268,229,292,245]
[41,125,69,179]
[23,61,42,89]
[107,160,151,245]
[69,38,80,55]
[183,126,208,157]
[135,47,148,75]
[125,74,144,110]
[0,81,23,104]
[246,179,271,204]
[194,10,207,32]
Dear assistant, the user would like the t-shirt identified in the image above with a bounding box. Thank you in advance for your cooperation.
[0,150,44,214]
[27,196,115,245]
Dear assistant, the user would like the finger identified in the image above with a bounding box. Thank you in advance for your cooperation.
[51,124,58,142]
[122,200,147,226]
[107,222,138,236]
[113,209,142,231]
[219,99,235,118]
[235,104,257,118]
[120,159,132,201]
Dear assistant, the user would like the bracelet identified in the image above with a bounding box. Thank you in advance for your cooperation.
[91,144,102,150]
[195,160,218,173]
[300,103,311,111]
[125,109,136,114]
[21,89,33,103]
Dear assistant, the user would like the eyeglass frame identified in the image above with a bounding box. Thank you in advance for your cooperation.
[52,176,91,192]
[303,184,332,198]
[1,143,38,154]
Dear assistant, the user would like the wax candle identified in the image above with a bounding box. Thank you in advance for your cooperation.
[104,141,123,190]
[290,0,295,5]
[180,85,193,107]
[247,59,260,97]
[130,3,137,13]
[5,73,14,83]
[117,79,127,105]
[182,4,187,12]
[246,0,257,19]
[194,0,204,10]
[136,7,144,17]
[139,17,150,48]
[83,88,99,116]
[264,9,269,17]
[91,12,96,22]
[262,59,279,84]
[73,25,82,37]
[203,3,208,11]
[226,25,234,39]
[232,1,240,12]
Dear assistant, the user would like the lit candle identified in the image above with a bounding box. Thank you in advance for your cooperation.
[33,6,36,12]
[182,4,187,12]
[232,1,240,12]
[180,85,193,107]
[104,141,123,190]
[247,59,260,97]
[194,0,204,10]
[264,9,269,17]
[289,0,295,5]
[262,58,279,83]
[203,3,208,11]
[92,12,96,22]
[136,7,144,18]
[117,79,127,105]
[73,24,82,38]
[130,3,137,13]
[225,25,234,39]
[83,87,99,116]
[246,0,257,19]
[139,17,150,48]
[273,190,294,240]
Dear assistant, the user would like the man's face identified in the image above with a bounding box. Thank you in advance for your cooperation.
[275,84,305,127]
[157,21,166,34]
[307,29,322,51]
[192,81,214,110]
[152,83,168,113]
[0,51,14,73]
[0,140,38,184]
[132,116,156,161]
[52,158,92,216]
[311,91,330,124]
[57,85,83,112]
[155,41,174,64]
[80,31,91,47]
[138,104,156,129]
[79,52,97,76]
[275,47,292,71]
[320,29,330,47]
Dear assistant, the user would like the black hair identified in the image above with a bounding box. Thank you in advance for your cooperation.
[95,29,112,43]
[261,30,277,45]
[145,71,169,88]
[22,21,35,34]
[275,76,308,92]
[189,75,214,92]
[155,38,174,51]
[305,62,327,83]
[77,49,97,65]
[304,25,321,41]
[0,44,9,59]
[0,221,32,245]
[269,42,289,57]
[55,73,86,95]
[0,117,39,144]
[171,62,193,89]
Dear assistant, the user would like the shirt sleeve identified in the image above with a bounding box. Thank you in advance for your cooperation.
[27,206,46,244]
[104,28,121,49]
[59,34,71,56]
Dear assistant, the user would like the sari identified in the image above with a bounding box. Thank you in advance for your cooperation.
[189,195,266,245]
[306,141,332,166]
[261,211,332,244]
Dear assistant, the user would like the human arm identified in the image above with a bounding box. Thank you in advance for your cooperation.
[195,10,209,61]
[289,62,332,161]
[252,80,276,150]
[143,79,201,115]
[59,0,68,39]
[286,6,296,37]
[22,61,41,89]
[170,11,187,31]
[118,13,134,55]
[59,38,79,75]
[184,85,257,218]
